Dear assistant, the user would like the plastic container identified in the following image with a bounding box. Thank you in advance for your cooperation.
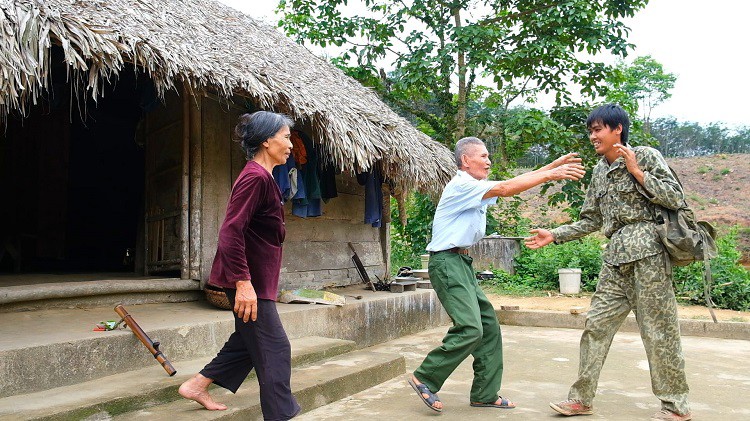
[420,254,430,269]
[558,268,582,294]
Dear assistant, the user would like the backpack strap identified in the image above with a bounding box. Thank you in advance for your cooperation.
[701,231,718,323]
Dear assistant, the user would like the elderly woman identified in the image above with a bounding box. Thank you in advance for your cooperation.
[179,111,300,420]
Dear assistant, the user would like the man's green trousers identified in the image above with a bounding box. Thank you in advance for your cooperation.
[414,252,504,403]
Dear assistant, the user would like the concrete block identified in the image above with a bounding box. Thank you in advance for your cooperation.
[417,281,432,289]
[389,281,416,293]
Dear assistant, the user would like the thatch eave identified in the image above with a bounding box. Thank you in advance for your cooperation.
[0,0,455,193]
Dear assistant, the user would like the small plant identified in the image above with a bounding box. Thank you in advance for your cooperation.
[686,194,706,206]
[720,168,732,176]
[697,165,712,174]
[708,198,719,205]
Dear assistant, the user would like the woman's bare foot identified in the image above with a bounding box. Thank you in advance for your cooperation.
[178,374,228,411]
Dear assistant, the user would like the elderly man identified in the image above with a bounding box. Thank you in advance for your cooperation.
[408,136,585,413]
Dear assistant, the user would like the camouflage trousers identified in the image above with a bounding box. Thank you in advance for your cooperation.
[568,252,690,415]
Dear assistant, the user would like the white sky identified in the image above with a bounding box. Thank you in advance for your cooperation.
[219,0,749,127]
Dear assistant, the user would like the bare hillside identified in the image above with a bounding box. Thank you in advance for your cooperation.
[516,153,750,261]
[669,154,750,226]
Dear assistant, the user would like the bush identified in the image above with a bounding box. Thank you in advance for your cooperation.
[483,236,604,293]
[390,192,436,271]
[673,226,750,311]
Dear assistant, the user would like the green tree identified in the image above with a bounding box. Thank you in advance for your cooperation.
[650,118,750,157]
[278,0,648,146]
[604,55,676,132]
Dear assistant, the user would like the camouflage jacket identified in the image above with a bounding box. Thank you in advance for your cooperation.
[550,146,684,265]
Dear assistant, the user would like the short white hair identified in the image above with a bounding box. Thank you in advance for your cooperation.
[454,137,484,167]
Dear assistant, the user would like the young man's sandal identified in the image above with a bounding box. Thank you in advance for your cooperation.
[470,396,516,409]
[407,377,442,412]
[650,409,692,421]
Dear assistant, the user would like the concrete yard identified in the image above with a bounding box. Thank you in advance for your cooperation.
[297,324,750,421]
[0,286,748,420]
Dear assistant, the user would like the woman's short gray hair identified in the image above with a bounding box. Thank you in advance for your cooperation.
[454,137,485,167]
[233,111,294,159]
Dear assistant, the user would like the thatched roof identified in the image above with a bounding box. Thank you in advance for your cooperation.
[0,0,455,192]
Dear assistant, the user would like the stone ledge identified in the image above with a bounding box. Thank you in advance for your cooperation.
[496,308,750,340]
[0,279,202,312]
[0,279,200,303]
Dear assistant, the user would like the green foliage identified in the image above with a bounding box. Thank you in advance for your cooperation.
[479,106,575,172]
[604,55,676,125]
[278,0,648,145]
[673,227,750,311]
[389,192,436,270]
[483,236,604,292]
[487,197,530,237]
[651,118,750,157]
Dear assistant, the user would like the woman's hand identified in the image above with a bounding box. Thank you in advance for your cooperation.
[234,280,258,322]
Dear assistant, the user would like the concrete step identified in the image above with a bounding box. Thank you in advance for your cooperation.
[114,348,405,421]
[0,336,357,421]
[0,289,448,399]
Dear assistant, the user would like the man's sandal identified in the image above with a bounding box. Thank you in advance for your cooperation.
[470,396,516,409]
[407,377,442,412]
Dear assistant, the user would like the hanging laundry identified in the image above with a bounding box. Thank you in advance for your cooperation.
[290,130,307,165]
[272,152,296,201]
[317,143,338,201]
[292,130,322,217]
[356,166,384,228]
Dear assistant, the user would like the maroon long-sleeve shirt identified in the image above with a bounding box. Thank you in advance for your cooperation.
[209,161,286,300]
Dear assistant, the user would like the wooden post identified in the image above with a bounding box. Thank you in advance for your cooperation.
[180,84,190,280]
[189,93,203,282]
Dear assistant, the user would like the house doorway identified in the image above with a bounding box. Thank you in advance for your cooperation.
[0,58,150,278]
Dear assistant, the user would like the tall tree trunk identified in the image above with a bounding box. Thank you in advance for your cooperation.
[453,8,467,140]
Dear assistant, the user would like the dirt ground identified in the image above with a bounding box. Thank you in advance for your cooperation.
[486,292,750,323]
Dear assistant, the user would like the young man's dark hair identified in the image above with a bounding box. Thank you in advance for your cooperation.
[586,104,630,146]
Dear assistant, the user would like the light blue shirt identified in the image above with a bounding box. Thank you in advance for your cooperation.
[426,170,498,251]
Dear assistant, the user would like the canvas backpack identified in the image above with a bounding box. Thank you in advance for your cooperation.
[633,149,719,322]
[652,166,718,266]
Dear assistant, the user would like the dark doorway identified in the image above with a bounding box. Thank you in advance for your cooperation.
[0,57,151,274]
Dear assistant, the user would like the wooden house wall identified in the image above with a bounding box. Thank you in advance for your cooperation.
[191,94,387,291]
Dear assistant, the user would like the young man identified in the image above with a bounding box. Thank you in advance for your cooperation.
[408,136,585,413]
[525,104,692,421]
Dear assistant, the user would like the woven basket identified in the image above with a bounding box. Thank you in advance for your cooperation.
[204,286,232,310]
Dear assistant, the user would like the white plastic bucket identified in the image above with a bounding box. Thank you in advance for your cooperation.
[420,254,430,269]
[558,268,582,294]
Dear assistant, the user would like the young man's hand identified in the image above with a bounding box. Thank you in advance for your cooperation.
[614,144,645,184]
[524,229,555,249]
